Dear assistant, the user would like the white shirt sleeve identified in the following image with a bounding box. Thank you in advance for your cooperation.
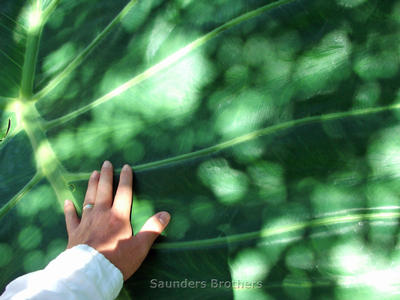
[0,244,124,300]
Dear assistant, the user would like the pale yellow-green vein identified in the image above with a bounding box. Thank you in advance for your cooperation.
[153,210,400,250]
[0,173,43,220]
[34,0,138,101]
[42,0,296,129]
[63,102,400,182]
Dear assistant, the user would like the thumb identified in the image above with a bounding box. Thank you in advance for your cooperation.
[134,211,171,256]
[64,200,80,235]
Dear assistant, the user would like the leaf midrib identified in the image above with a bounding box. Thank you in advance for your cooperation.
[2,0,79,220]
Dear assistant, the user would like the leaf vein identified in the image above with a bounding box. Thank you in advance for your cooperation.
[42,0,296,128]
[153,209,400,250]
[64,102,400,181]
[34,0,138,100]
[0,173,43,220]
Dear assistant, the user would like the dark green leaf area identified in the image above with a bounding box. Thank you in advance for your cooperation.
[2,0,400,299]
[0,132,35,206]
[0,180,67,289]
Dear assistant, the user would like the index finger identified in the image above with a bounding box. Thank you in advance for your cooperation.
[112,164,133,218]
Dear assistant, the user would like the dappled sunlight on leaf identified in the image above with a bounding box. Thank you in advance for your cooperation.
[232,140,266,163]
[130,198,155,235]
[233,288,272,300]
[353,81,381,109]
[45,238,67,262]
[198,159,249,205]
[330,237,371,275]
[189,196,216,225]
[336,0,367,8]
[366,182,400,207]
[18,225,42,250]
[247,161,286,204]
[311,184,363,215]
[293,30,352,100]
[368,125,400,178]
[42,42,77,77]
[145,17,175,62]
[285,244,315,271]
[16,184,53,217]
[333,249,400,298]
[0,243,12,268]
[230,248,269,282]
[3,0,400,298]
[23,250,45,272]
[353,34,400,81]
[214,90,275,140]
[368,219,398,251]
[164,213,190,240]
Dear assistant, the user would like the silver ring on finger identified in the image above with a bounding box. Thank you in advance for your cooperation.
[83,203,94,210]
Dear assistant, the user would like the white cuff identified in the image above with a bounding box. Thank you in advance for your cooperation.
[1,245,124,300]
[44,244,124,299]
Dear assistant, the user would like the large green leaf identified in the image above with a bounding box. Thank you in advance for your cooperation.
[2,0,400,299]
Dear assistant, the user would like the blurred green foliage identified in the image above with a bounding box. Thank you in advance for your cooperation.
[2,0,400,299]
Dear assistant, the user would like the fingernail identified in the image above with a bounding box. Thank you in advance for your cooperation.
[64,199,70,207]
[103,160,111,168]
[122,164,130,171]
[157,211,171,226]
[91,170,99,178]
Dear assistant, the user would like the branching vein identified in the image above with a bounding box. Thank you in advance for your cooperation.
[34,0,138,100]
[42,0,296,129]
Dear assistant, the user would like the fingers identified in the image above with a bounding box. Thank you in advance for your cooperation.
[64,200,79,235]
[96,160,114,208]
[113,164,133,218]
[83,170,100,209]
[133,212,171,257]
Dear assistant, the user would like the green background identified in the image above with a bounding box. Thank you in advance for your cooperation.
[2,0,400,299]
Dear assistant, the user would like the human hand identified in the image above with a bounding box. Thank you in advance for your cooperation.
[63,161,170,280]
